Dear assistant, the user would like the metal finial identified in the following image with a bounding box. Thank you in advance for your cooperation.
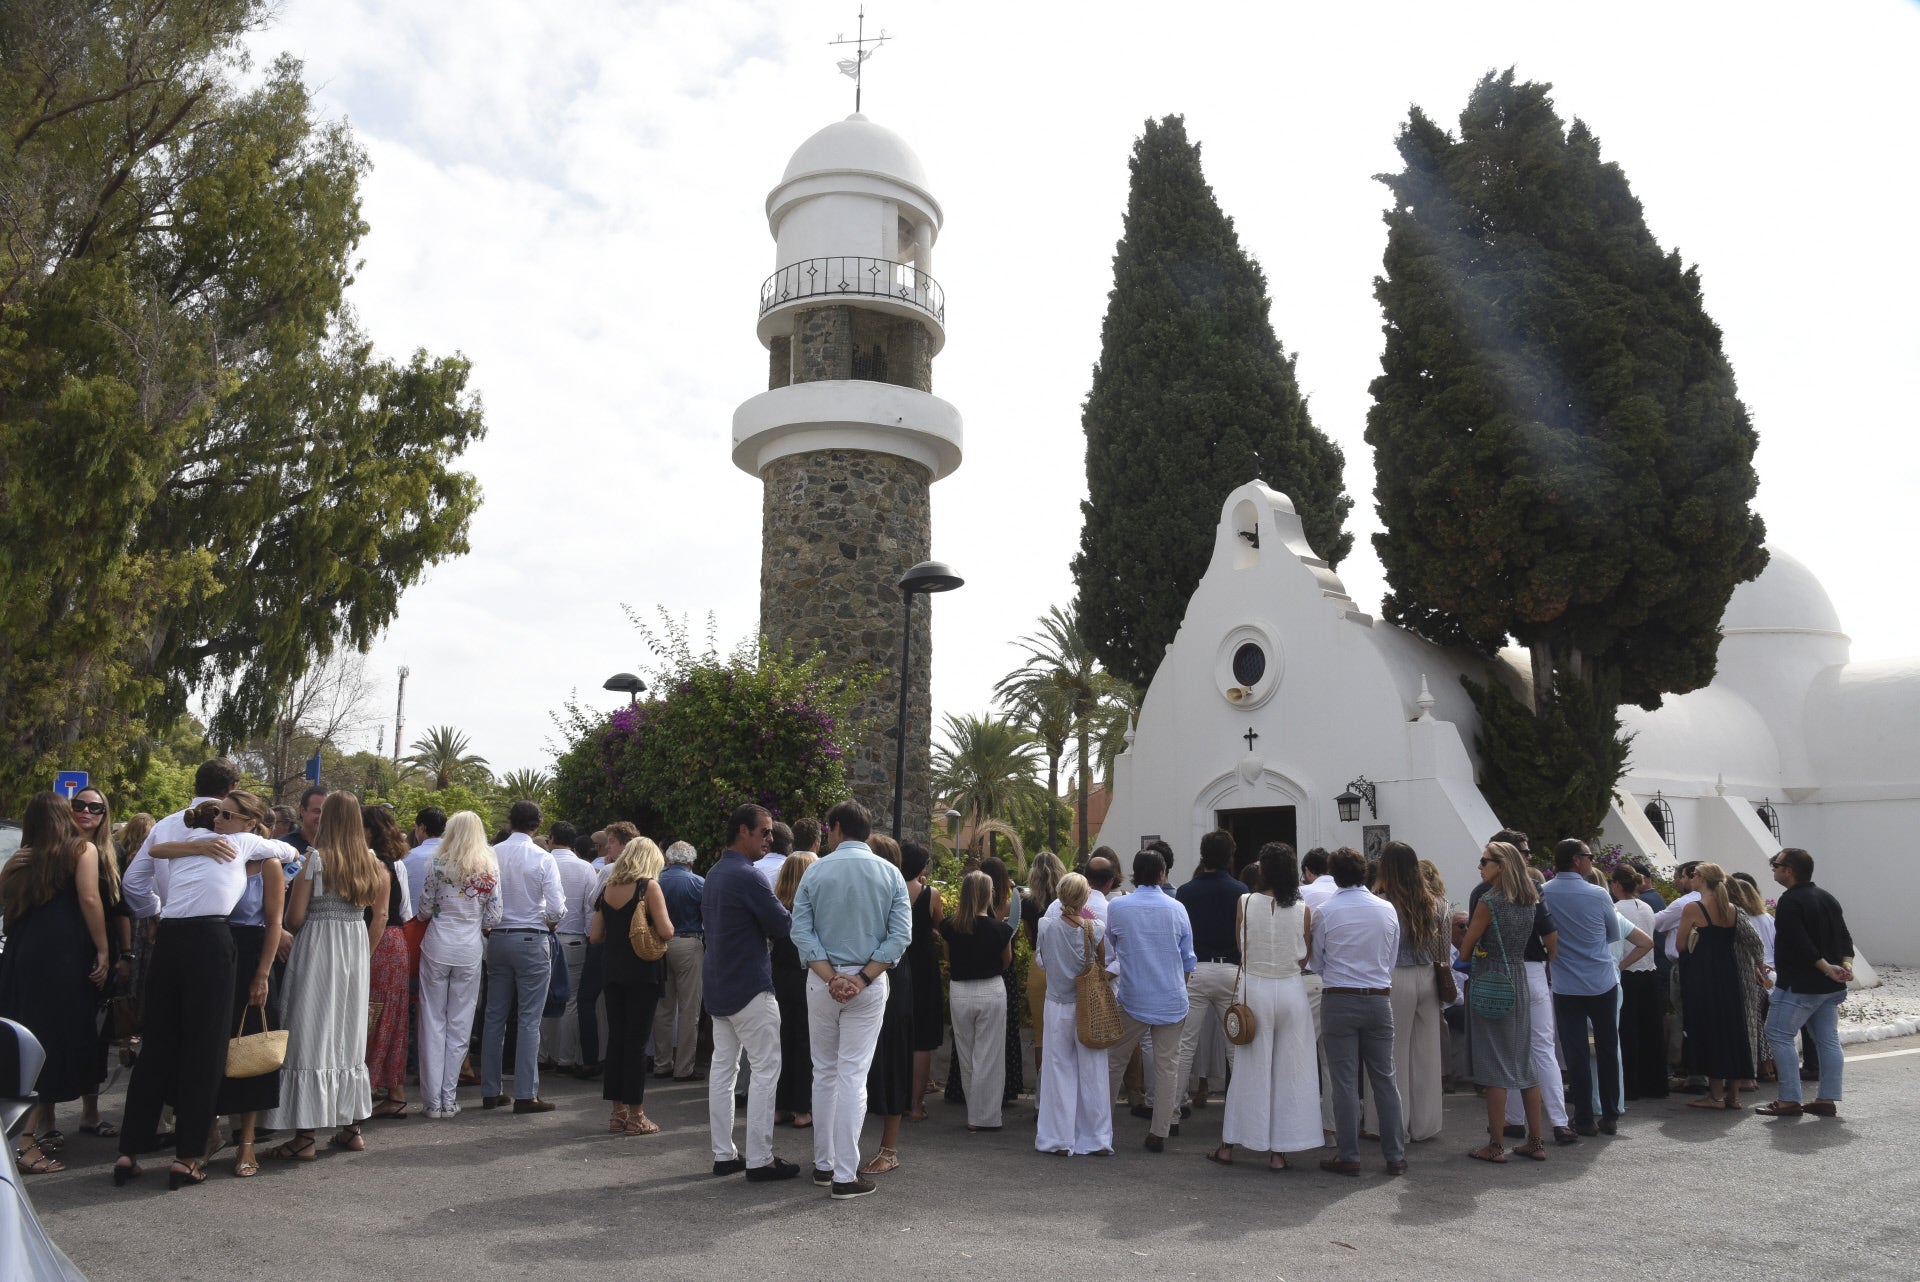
[830,6,890,113]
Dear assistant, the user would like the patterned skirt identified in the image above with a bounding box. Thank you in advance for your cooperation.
[365,926,411,1091]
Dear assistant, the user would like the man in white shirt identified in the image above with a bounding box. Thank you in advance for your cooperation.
[1309,847,1406,1176]
[121,758,246,918]
[540,820,597,1072]
[1296,847,1337,1133]
[480,801,566,1113]
[1652,861,1703,1088]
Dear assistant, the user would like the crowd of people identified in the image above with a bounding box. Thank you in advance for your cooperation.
[0,757,1861,1199]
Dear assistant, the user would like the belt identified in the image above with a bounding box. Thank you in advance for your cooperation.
[1200,956,1237,965]
[1325,986,1390,997]
[495,927,548,934]
[161,915,229,925]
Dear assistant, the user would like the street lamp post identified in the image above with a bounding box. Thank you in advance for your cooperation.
[892,561,964,840]
[603,672,646,706]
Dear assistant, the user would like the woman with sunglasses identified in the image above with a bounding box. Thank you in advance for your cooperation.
[112,796,295,1188]
[1458,842,1558,1163]
[0,792,112,1175]
[64,788,131,1145]
[204,792,288,1176]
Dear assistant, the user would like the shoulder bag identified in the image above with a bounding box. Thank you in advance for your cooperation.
[1431,900,1458,1004]
[627,878,669,962]
[226,1002,288,1079]
[1074,918,1125,1050]
[1468,901,1517,1021]
[1222,895,1256,1045]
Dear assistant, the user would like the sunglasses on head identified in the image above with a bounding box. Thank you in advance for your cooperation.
[71,800,107,815]
[217,808,246,822]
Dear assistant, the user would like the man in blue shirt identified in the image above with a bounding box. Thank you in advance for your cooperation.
[1103,849,1196,1151]
[1540,839,1624,1135]
[701,804,799,1183]
[652,841,705,1081]
[790,799,911,1199]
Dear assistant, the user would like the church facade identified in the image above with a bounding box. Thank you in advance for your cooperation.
[1094,481,1920,964]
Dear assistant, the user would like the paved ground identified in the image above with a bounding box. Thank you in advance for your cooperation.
[25,1035,1920,1282]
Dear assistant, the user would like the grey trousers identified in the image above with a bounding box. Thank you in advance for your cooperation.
[1322,992,1405,1164]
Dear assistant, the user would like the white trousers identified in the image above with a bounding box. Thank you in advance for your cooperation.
[1036,1000,1113,1154]
[1383,964,1444,1140]
[807,969,888,1182]
[949,978,1007,1128]
[1106,1013,1183,1138]
[539,932,587,1067]
[417,956,482,1114]
[1505,960,1569,1127]
[653,934,705,1076]
[708,990,782,1167]
[1177,963,1239,1095]
[1305,972,1335,1130]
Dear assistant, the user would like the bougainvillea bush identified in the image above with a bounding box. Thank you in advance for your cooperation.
[552,612,872,860]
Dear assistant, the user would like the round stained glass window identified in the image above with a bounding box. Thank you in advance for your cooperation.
[1231,642,1266,688]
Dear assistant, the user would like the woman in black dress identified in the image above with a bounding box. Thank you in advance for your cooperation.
[860,836,914,1174]
[1678,863,1757,1111]
[67,786,128,1142]
[210,792,287,1177]
[590,838,673,1136]
[771,852,817,1128]
[0,792,111,1175]
[905,844,945,1121]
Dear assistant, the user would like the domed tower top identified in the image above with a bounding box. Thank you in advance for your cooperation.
[757,113,946,357]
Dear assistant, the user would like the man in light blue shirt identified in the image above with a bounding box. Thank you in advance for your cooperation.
[790,800,911,1199]
[1540,839,1624,1136]
[1102,849,1196,1151]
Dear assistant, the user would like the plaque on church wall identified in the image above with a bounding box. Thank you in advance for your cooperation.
[1363,825,1390,860]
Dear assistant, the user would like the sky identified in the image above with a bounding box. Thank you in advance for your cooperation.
[242,0,1920,776]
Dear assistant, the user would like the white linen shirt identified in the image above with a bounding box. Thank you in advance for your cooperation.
[119,796,224,919]
[491,832,565,930]
[1308,885,1401,990]
[553,854,598,935]
[402,838,440,916]
[1614,897,1658,973]
[1652,890,1702,959]
[121,829,297,920]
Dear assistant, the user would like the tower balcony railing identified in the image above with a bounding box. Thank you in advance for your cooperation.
[759,257,945,325]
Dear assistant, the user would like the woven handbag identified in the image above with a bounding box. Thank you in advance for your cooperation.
[1074,918,1125,1050]
[627,879,668,962]
[226,1002,288,1079]
[1222,895,1256,1046]
[1468,901,1517,1021]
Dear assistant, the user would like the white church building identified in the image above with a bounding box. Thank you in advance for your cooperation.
[1093,481,1920,964]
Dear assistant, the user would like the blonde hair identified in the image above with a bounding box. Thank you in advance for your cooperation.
[1484,842,1537,906]
[1726,875,1766,916]
[1055,872,1089,917]
[313,792,386,910]
[608,837,665,885]
[77,787,120,905]
[224,790,270,836]
[951,870,994,934]
[774,851,817,911]
[1695,862,1731,919]
[1027,851,1066,910]
[435,812,498,884]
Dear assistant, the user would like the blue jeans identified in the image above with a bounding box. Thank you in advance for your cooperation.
[482,930,553,1099]
[1765,988,1845,1104]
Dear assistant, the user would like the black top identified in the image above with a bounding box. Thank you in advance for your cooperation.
[1176,869,1249,963]
[1773,880,1853,995]
[1469,881,1555,962]
[1020,894,1042,949]
[599,879,665,987]
[939,915,1014,981]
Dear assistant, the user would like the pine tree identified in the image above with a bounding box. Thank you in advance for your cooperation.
[1075,117,1352,688]
[1367,71,1766,837]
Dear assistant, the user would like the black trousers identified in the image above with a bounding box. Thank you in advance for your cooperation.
[602,979,661,1107]
[120,919,235,1162]
[577,941,605,1064]
[1618,970,1668,1099]
[1554,988,1622,1124]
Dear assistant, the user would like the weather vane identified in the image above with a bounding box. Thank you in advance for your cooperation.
[830,6,889,114]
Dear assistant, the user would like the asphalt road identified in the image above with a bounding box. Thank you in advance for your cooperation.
[26,1035,1920,1282]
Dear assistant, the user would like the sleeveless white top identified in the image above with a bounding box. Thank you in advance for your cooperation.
[1239,893,1307,980]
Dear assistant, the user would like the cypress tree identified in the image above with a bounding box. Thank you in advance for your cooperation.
[1075,116,1352,688]
[1367,71,1766,838]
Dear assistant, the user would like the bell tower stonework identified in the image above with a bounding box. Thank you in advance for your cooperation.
[732,114,962,842]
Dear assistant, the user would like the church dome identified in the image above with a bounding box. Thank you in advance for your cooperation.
[782,114,930,190]
[1719,547,1845,637]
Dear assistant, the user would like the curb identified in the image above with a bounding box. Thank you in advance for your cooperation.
[1839,1016,1920,1046]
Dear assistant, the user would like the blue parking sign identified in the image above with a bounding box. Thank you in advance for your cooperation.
[55,770,90,799]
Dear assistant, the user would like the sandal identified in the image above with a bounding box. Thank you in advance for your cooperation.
[1269,1155,1290,1172]
[370,1100,410,1120]
[267,1135,318,1161]
[1206,1145,1234,1166]
[904,1110,928,1122]
[1468,1143,1507,1164]
[1686,1095,1728,1110]
[858,1146,899,1175]
[1514,1137,1547,1161]
[14,1143,64,1174]
[790,1113,812,1129]
[331,1127,364,1152]
[80,1120,119,1138]
[233,1148,259,1178]
[625,1111,659,1136]
[609,1105,630,1134]
[168,1160,208,1190]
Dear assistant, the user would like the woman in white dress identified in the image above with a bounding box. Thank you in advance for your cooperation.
[1033,874,1113,1156]
[415,812,501,1118]
[265,792,389,1161]
[1211,843,1320,1171]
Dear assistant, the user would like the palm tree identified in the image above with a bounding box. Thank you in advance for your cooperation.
[931,712,1044,863]
[997,679,1075,852]
[994,605,1127,860]
[499,767,552,804]
[406,725,490,791]
[1090,681,1143,790]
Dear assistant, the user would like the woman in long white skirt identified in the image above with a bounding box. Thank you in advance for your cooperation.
[1214,845,1321,1170]
[264,793,387,1161]
[1034,875,1114,1156]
